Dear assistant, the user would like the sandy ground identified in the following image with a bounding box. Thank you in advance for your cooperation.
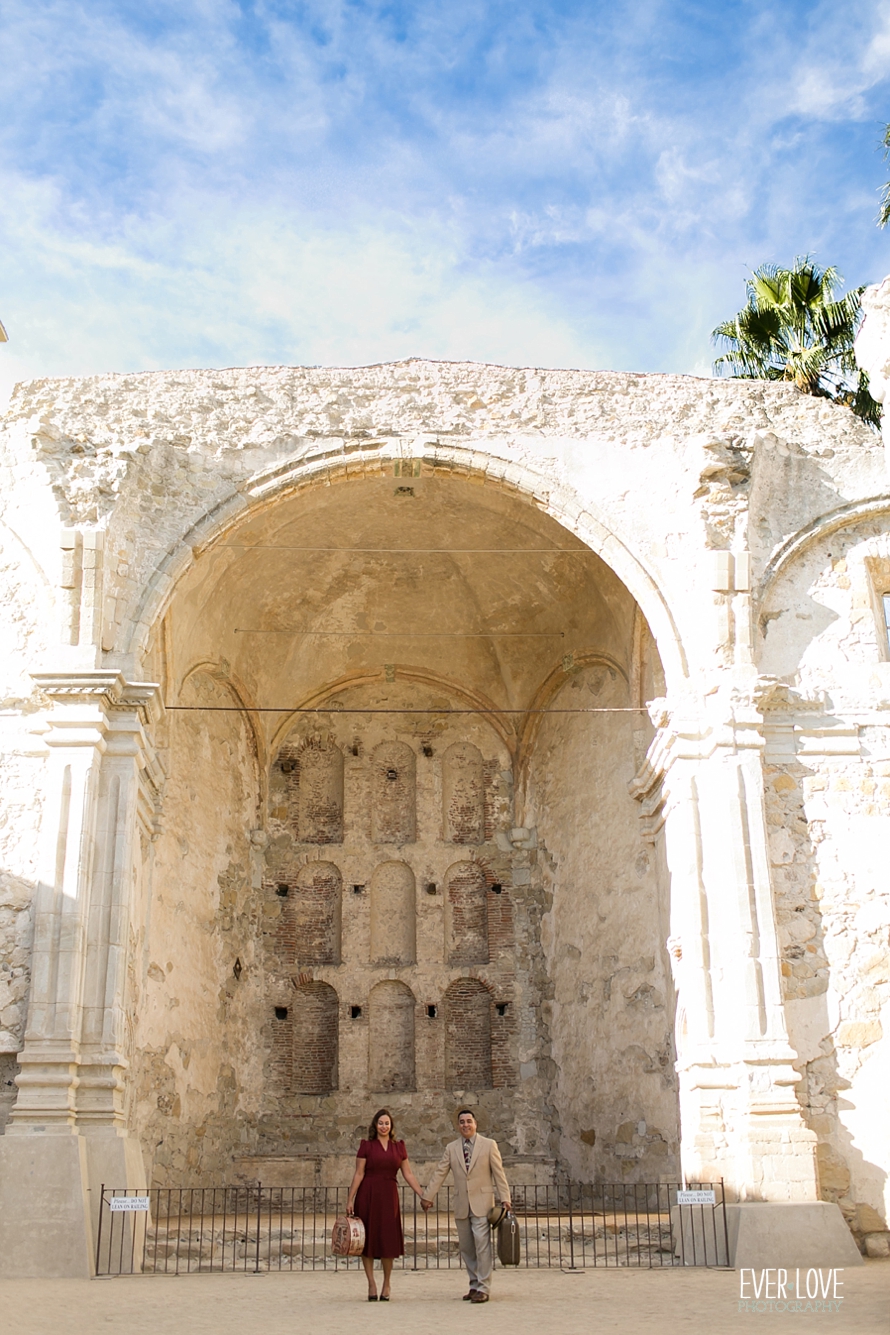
[1,1263,888,1335]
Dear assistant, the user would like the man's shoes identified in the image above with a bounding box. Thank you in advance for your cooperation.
[470,1292,490,1303]
[463,1292,475,1300]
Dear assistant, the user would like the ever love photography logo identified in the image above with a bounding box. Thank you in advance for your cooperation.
[738,1269,845,1315]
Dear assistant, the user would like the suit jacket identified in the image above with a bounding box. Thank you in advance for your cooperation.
[423,1134,510,1221]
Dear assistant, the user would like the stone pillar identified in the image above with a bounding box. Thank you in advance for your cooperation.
[0,672,161,1277]
[635,696,818,1202]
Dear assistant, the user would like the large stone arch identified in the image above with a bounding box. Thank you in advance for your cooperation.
[122,457,682,1185]
[124,444,689,692]
[4,364,876,1276]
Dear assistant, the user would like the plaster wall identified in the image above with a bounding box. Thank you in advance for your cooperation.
[130,667,262,1184]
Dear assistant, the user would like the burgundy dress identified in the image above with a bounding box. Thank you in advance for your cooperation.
[354,1138,406,1258]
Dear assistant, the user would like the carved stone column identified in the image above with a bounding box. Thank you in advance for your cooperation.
[0,672,161,1277]
[633,694,818,1202]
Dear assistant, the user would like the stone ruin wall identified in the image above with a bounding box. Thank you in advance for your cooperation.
[528,654,680,1186]
[756,515,890,1244]
[0,518,52,1132]
[128,669,662,1187]
[0,358,888,1241]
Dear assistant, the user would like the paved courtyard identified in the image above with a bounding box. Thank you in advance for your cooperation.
[2,1263,888,1335]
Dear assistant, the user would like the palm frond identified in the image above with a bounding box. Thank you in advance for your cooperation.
[880,182,890,229]
[713,257,877,428]
[834,372,882,429]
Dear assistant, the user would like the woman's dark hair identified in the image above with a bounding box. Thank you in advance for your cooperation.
[368,1108,394,1140]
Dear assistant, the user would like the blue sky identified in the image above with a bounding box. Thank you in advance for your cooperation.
[1,0,890,401]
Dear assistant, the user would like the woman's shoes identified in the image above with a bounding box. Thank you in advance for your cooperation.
[380,1292,391,1301]
[367,1293,378,1302]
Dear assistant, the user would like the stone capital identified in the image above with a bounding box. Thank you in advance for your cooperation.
[32,670,160,718]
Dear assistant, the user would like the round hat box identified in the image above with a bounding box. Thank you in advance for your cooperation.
[331,1214,366,1257]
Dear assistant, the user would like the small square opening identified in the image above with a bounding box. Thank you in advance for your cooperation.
[496,1003,508,1017]
[489,883,503,895]
[425,882,437,895]
[427,1005,437,1019]
[353,884,365,895]
[351,1005,363,1019]
[276,884,289,897]
[274,1006,288,1021]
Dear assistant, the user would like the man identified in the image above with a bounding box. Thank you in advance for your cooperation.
[421,1109,511,1303]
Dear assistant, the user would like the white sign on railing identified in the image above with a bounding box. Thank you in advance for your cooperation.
[109,1196,151,1212]
[676,1189,716,1206]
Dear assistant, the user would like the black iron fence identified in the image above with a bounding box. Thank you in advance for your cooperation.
[95,1180,728,1275]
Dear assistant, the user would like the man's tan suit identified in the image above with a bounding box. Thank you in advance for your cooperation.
[424,1135,510,1219]
[423,1134,510,1297]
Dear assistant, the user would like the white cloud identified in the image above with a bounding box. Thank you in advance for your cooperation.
[788,0,890,118]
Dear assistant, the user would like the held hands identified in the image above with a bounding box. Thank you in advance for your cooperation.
[420,1199,433,1212]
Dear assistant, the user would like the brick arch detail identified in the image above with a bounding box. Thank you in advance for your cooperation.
[289,980,339,1096]
[442,741,484,845]
[444,861,488,965]
[444,977,493,1090]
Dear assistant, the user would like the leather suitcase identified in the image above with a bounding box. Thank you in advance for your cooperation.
[496,1210,521,1266]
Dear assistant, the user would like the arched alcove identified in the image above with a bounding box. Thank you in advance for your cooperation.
[371,741,416,844]
[759,521,890,679]
[292,861,342,965]
[445,979,492,1090]
[369,861,416,965]
[445,861,488,965]
[368,980,416,1092]
[272,735,344,843]
[297,738,344,843]
[442,741,485,844]
[290,981,339,1095]
[131,464,676,1184]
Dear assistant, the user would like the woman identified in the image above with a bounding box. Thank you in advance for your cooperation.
[346,1108,425,1301]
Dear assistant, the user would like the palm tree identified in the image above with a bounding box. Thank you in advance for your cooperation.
[880,122,890,228]
[712,257,880,429]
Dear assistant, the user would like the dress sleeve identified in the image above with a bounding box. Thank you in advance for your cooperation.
[398,1140,408,1161]
[357,1140,370,1158]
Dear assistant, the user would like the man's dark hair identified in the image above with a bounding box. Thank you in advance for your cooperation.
[457,1108,476,1120]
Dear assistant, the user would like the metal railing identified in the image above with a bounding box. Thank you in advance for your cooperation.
[95,1180,728,1276]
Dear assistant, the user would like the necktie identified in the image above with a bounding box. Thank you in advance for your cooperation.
[463,1139,472,1171]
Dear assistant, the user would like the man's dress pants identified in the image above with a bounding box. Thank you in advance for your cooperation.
[456,1213,493,1295]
